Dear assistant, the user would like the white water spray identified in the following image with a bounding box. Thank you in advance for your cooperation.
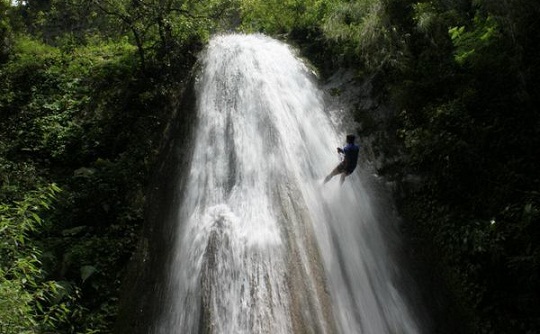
[154,34,422,334]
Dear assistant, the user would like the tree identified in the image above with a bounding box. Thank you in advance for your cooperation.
[1,0,14,63]
[92,0,235,71]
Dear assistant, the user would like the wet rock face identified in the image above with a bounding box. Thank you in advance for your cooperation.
[114,79,198,334]
[322,66,466,334]
[323,70,398,173]
[198,183,337,334]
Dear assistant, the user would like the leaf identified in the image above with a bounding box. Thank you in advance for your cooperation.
[74,167,96,178]
[61,226,87,236]
[31,212,42,224]
[80,265,97,283]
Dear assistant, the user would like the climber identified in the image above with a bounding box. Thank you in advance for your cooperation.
[323,134,360,185]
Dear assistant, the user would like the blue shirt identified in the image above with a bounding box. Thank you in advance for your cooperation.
[342,143,359,173]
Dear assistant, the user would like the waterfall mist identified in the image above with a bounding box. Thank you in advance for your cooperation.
[153,34,423,334]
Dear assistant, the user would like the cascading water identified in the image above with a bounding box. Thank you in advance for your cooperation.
[153,34,422,334]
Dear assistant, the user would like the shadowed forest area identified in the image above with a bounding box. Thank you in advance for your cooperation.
[0,0,539,333]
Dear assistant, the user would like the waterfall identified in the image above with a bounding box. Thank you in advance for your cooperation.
[153,34,422,334]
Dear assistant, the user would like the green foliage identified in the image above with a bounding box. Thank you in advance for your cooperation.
[91,0,234,71]
[0,36,139,166]
[18,0,116,45]
[384,0,540,331]
[0,184,76,333]
[322,1,383,48]
[240,0,326,34]
[0,19,174,331]
[0,0,14,64]
[319,0,409,69]
[449,15,500,65]
[0,1,229,333]
[412,2,437,33]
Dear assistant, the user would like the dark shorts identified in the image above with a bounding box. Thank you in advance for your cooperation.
[335,162,354,175]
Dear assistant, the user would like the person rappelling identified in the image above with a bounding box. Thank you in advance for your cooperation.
[324,134,360,185]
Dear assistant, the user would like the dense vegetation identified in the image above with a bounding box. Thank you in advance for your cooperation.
[1,0,538,332]
[1,0,227,332]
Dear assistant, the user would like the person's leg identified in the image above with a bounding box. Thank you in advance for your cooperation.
[339,170,354,185]
[324,164,344,183]
[339,172,346,185]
